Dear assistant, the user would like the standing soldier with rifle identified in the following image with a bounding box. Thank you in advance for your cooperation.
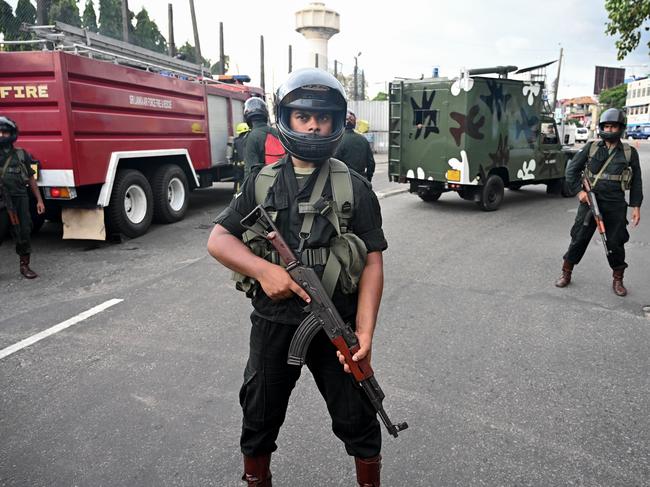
[555,108,643,296]
[208,68,397,486]
[0,116,45,279]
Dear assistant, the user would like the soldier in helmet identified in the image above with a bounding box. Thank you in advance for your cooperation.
[242,96,285,178]
[208,68,387,486]
[555,108,643,296]
[334,111,376,182]
[0,116,45,279]
[232,122,251,192]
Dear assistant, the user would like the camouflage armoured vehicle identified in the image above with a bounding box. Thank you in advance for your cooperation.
[388,66,576,210]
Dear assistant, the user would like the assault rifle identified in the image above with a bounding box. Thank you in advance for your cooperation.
[582,174,611,256]
[241,205,408,438]
[0,178,20,230]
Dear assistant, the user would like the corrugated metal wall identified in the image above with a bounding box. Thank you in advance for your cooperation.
[347,100,389,153]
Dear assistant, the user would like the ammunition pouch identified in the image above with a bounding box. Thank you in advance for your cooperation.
[327,233,367,294]
[585,167,633,191]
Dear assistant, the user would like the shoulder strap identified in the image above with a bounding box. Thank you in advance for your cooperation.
[328,158,354,231]
[588,141,599,159]
[1,151,16,178]
[254,162,282,205]
[621,143,631,164]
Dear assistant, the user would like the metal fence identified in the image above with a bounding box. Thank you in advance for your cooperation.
[347,100,389,153]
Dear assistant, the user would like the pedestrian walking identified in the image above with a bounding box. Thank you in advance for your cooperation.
[334,111,375,182]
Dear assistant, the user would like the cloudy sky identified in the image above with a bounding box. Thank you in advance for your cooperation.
[6,0,650,98]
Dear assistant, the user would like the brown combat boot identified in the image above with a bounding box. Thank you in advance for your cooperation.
[554,260,573,288]
[242,454,272,486]
[612,269,627,297]
[355,455,381,487]
[19,254,38,279]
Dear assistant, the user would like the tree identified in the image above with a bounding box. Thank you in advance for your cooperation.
[605,0,650,60]
[176,40,210,66]
[81,0,97,31]
[10,0,36,50]
[210,55,229,75]
[372,91,388,101]
[98,0,122,39]
[0,0,20,46]
[599,83,627,110]
[49,0,81,27]
[133,7,166,53]
[335,72,368,100]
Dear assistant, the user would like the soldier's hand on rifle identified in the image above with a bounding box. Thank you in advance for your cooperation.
[336,332,372,374]
[257,263,311,303]
[578,190,588,204]
[631,207,641,227]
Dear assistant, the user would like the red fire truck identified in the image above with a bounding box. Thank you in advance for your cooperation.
[0,44,261,240]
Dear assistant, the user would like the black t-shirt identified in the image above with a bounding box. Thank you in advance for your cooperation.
[214,156,387,325]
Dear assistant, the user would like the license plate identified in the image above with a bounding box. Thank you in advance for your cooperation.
[31,164,39,179]
[446,169,460,182]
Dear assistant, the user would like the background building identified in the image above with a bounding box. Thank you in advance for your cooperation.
[625,77,650,129]
[594,66,625,95]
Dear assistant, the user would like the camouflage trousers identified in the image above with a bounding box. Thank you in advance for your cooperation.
[0,194,32,256]
[563,200,629,270]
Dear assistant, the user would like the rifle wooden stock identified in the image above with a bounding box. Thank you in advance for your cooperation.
[241,204,408,438]
[581,175,611,256]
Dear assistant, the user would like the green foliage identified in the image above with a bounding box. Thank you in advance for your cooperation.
[49,0,81,27]
[81,0,97,31]
[210,55,230,75]
[177,41,210,66]
[605,0,650,60]
[599,83,627,109]
[98,0,122,39]
[0,0,20,45]
[373,91,388,101]
[133,7,166,53]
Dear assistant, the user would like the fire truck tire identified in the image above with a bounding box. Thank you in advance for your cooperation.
[151,164,189,223]
[107,169,153,238]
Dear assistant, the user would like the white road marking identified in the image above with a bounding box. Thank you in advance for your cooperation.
[0,299,123,360]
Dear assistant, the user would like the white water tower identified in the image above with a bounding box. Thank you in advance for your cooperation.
[295,2,340,70]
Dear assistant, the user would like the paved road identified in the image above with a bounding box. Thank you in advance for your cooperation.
[1,142,648,486]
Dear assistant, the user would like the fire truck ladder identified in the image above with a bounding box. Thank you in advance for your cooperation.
[25,21,208,80]
[388,81,404,179]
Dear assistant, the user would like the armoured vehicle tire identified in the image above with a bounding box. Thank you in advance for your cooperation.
[546,178,563,195]
[107,169,153,238]
[418,190,442,202]
[152,164,189,223]
[508,182,523,191]
[477,175,504,211]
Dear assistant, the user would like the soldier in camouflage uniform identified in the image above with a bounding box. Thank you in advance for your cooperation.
[334,111,375,182]
[0,116,45,279]
[555,108,643,296]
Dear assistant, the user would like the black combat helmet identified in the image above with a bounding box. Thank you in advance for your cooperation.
[243,96,269,125]
[0,116,18,146]
[598,108,626,142]
[275,68,347,163]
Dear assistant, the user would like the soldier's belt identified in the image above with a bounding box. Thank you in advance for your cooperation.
[268,247,329,267]
[589,174,624,182]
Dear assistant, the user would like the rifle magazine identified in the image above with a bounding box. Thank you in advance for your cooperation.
[287,314,322,367]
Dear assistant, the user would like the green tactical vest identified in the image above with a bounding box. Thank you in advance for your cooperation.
[234,157,368,298]
[1,148,31,196]
[584,141,633,191]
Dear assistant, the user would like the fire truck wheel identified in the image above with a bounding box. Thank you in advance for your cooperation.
[151,164,189,223]
[477,174,504,211]
[107,169,153,238]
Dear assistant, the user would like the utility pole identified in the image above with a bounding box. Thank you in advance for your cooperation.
[361,70,365,100]
[333,60,337,77]
[353,57,358,101]
[288,45,292,73]
[36,0,46,25]
[315,53,319,68]
[219,22,225,75]
[167,4,176,57]
[121,0,130,43]
[260,35,265,94]
[189,0,202,66]
[551,47,563,110]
